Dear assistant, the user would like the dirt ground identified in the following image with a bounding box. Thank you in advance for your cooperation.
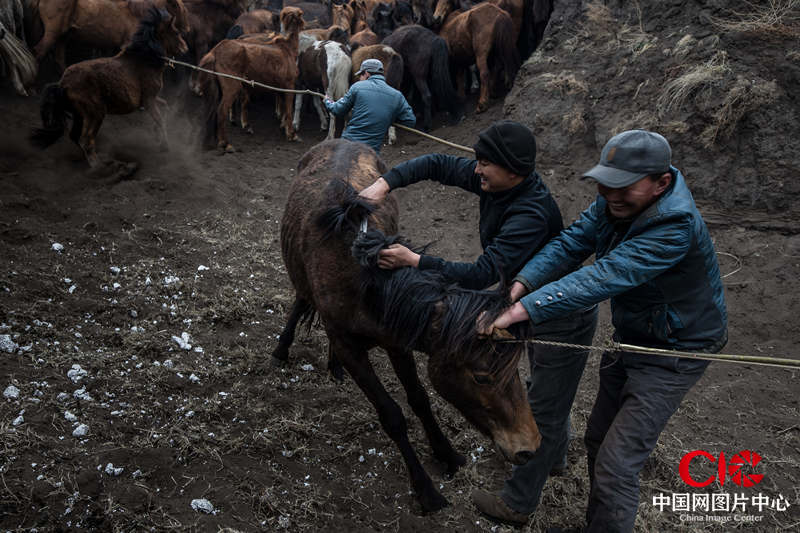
[2,2,800,530]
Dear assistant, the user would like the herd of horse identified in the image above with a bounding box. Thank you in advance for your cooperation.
[5,0,554,163]
[9,0,555,511]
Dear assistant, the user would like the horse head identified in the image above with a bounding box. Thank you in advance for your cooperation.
[331,1,355,32]
[431,0,455,28]
[164,0,191,34]
[159,9,190,56]
[417,287,540,464]
[369,3,395,39]
[279,6,304,34]
[411,0,434,27]
[393,0,414,26]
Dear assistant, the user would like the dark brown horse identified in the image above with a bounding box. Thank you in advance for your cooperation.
[274,138,541,512]
[30,7,188,168]
[184,0,248,95]
[31,0,189,69]
[381,24,462,131]
[432,0,519,113]
[200,6,304,151]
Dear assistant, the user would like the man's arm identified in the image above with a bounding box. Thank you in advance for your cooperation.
[521,212,693,324]
[513,201,602,293]
[481,211,694,334]
[417,210,557,290]
[325,85,357,117]
[360,154,478,204]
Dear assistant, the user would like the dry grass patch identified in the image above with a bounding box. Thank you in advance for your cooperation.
[656,51,731,118]
[582,0,656,57]
[712,0,800,37]
[700,76,780,147]
[542,72,589,96]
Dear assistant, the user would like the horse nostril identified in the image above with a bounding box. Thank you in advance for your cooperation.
[514,450,535,464]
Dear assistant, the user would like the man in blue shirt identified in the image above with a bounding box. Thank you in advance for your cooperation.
[479,130,728,532]
[324,59,416,153]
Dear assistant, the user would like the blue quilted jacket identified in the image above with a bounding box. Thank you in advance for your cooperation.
[325,74,416,153]
[515,167,727,350]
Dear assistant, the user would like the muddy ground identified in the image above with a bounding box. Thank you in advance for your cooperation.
[2,3,800,530]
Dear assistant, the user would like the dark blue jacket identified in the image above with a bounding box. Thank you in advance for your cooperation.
[515,167,727,350]
[383,154,563,290]
[325,74,415,153]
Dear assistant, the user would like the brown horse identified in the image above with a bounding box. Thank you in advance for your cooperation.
[200,7,304,151]
[31,0,189,69]
[274,138,541,512]
[30,7,188,169]
[432,0,518,113]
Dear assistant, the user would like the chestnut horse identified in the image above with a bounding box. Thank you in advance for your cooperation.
[432,0,519,113]
[30,7,188,168]
[274,138,541,512]
[200,6,304,151]
[31,0,189,69]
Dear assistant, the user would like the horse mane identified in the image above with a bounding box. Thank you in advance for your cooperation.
[123,7,168,66]
[316,179,526,389]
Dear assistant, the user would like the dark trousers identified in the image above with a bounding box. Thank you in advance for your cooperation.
[583,351,711,533]
[501,305,599,514]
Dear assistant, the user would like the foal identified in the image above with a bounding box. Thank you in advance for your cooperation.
[30,8,188,169]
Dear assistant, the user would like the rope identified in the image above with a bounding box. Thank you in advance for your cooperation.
[163,56,476,154]
[492,337,800,370]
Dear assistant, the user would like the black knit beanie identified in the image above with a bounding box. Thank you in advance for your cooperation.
[473,120,536,176]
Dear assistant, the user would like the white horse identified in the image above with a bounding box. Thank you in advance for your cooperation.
[293,39,351,140]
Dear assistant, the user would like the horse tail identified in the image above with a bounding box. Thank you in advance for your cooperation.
[226,24,243,40]
[490,12,520,94]
[30,83,69,148]
[199,52,220,149]
[429,36,462,120]
[315,179,377,241]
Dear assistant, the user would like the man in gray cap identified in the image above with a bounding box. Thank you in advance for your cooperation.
[359,120,598,526]
[324,58,415,153]
[480,130,728,532]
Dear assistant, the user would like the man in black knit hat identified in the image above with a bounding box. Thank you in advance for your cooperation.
[359,120,598,526]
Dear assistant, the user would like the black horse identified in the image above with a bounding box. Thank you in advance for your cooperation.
[382,24,463,131]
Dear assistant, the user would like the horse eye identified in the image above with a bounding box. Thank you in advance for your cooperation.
[473,373,492,386]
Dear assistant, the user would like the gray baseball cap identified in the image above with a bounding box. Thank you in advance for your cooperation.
[356,58,384,76]
[582,130,672,188]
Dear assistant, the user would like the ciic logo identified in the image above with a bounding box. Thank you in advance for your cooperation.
[679,450,764,488]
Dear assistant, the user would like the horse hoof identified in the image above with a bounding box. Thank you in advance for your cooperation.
[419,486,449,513]
[244,127,254,135]
[225,144,236,153]
[476,104,487,114]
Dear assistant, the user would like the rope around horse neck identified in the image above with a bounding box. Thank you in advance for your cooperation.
[163,56,476,154]
[494,337,800,370]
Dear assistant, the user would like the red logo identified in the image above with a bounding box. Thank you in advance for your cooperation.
[679,450,764,488]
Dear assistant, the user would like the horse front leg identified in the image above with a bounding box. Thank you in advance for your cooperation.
[328,335,449,512]
[312,95,331,135]
[78,113,102,169]
[147,97,169,151]
[387,348,466,476]
[412,76,432,132]
[282,92,298,141]
[475,53,490,113]
[292,93,303,133]
[240,90,253,134]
